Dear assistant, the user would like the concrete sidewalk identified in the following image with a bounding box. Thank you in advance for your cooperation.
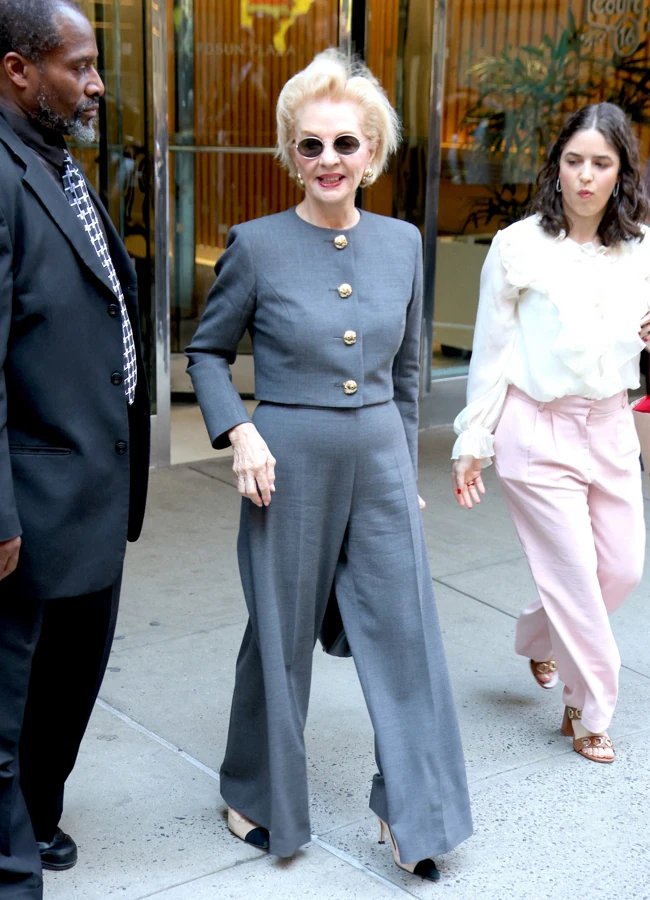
[46,426,650,899]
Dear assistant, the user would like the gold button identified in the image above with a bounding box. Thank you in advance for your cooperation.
[343,380,358,395]
[334,235,348,250]
[343,330,357,345]
[338,283,352,298]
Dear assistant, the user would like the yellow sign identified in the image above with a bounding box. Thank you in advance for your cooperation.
[241,0,318,54]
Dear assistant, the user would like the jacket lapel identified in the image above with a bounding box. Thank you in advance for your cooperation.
[21,154,117,296]
[0,118,116,295]
[86,180,141,342]
[87,179,138,295]
[85,182,144,365]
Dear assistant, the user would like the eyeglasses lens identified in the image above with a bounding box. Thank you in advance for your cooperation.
[296,135,361,158]
[333,135,361,154]
[297,138,324,158]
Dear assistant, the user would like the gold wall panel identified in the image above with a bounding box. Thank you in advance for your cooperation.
[439,0,650,236]
[178,0,339,250]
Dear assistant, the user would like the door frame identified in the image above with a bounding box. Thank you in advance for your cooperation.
[149,0,172,466]
[419,0,447,427]
[153,0,449,464]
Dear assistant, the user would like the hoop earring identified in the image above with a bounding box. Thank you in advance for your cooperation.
[613,182,620,198]
[296,172,304,189]
[360,167,374,187]
[556,177,562,193]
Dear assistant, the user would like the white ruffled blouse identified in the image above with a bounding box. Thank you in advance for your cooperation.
[452,214,650,464]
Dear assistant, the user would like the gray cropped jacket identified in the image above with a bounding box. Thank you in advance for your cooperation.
[186,207,423,471]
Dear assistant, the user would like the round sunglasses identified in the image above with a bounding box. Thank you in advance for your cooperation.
[294,134,368,159]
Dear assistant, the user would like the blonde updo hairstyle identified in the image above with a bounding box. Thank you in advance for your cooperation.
[276,48,401,187]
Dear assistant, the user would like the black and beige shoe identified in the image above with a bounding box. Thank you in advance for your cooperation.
[378,818,440,882]
[227,807,270,849]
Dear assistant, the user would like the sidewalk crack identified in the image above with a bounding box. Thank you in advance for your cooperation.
[433,578,518,620]
[433,579,650,680]
[187,464,237,490]
[133,854,268,899]
[95,698,221,782]
[310,835,413,896]
[433,551,525,580]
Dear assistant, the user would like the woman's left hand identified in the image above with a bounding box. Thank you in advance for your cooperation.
[640,310,650,344]
[452,456,486,509]
[418,495,426,510]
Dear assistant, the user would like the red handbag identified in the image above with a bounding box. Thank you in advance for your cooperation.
[632,395,650,478]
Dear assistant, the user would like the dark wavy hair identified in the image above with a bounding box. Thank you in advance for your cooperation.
[530,103,648,247]
[0,0,82,65]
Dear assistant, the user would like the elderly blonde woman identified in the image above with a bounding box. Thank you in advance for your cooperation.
[186,49,472,878]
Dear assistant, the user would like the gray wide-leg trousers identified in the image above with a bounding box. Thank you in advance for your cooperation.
[220,401,472,861]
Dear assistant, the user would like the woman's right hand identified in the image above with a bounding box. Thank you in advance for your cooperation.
[228,423,276,507]
[452,455,485,509]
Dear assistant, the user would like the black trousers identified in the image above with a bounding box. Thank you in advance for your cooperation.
[0,575,121,899]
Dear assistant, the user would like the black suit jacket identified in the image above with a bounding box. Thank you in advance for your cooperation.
[0,116,150,599]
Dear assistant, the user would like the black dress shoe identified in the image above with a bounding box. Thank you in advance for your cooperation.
[37,828,78,871]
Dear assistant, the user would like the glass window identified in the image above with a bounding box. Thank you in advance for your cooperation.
[77,0,157,408]
[434,1,650,376]
[364,0,434,228]
[169,0,340,357]
[169,0,440,390]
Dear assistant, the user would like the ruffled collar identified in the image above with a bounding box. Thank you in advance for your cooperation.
[497,216,648,393]
[554,229,611,257]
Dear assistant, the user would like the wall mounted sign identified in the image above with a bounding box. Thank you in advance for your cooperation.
[241,0,319,54]
[586,0,650,57]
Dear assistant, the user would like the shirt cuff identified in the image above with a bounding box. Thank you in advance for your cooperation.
[451,428,495,466]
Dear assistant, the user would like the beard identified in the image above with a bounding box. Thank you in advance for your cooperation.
[33,92,99,144]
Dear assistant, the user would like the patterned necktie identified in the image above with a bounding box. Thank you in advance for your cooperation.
[62,151,137,404]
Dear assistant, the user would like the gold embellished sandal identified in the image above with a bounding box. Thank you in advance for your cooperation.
[530,658,558,690]
[561,707,615,764]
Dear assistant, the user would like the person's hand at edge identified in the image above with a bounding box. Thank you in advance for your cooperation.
[452,456,486,509]
[229,423,276,507]
[0,536,21,580]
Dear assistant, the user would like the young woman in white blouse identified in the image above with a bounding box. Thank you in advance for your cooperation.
[452,103,650,764]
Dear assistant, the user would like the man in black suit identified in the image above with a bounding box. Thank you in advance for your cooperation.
[0,1,150,895]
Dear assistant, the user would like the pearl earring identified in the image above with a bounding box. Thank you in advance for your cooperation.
[361,168,374,187]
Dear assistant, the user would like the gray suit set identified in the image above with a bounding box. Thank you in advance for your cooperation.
[186,208,472,861]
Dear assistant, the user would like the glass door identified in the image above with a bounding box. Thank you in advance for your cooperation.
[76,0,170,464]
[433,0,650,373]
[168,0,342,369]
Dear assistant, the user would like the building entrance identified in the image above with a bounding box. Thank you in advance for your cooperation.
[77,0,170,463]
[80,1,650,465]
[167,1,438,407]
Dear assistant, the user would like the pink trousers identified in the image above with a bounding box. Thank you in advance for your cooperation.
[493,386,645,733]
